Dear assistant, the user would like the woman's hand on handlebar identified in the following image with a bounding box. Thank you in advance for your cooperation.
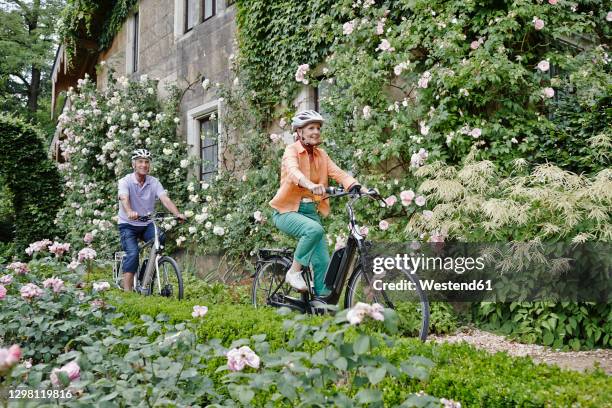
[309,183,326,195]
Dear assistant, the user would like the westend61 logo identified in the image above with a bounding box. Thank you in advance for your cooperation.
[372,253,486,275]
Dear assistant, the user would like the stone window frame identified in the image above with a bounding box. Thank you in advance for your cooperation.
[186,99,224,181]
[126,12,140,74]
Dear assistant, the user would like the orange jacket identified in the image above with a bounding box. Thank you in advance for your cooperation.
[270,141,357,217]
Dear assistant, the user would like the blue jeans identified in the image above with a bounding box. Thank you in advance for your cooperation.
[118,223,165,274]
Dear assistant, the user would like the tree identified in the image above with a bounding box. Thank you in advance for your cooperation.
[0,0,64,118]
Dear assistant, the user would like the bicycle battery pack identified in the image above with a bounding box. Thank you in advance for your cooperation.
[324,247,345,288]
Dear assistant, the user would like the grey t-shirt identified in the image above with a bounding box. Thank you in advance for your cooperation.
[117,173,167,226]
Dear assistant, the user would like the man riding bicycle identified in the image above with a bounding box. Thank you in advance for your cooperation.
[117,149,185,292]
[269,110,366,298]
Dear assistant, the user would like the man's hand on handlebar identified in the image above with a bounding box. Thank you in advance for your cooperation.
[175,213,187,222]
[127,210,139,220]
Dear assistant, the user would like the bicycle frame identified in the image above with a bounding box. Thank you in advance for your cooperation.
[138,217,163,295]
[261,189,384,310]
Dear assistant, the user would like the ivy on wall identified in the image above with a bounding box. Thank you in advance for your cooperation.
[58,0,138,61]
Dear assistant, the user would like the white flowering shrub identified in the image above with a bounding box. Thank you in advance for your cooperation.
[55,71,195,257]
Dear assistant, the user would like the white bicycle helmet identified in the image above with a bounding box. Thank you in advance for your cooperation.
[131,148,152,161]
[291,110,325,131]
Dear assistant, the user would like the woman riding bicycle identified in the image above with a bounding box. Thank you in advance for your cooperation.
[269,110,366,298]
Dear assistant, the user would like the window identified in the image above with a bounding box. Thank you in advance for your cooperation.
[314,78,332,120]
[203,0,215,21]
[132,12,139,72]
[185,0,197,31]
[200,113,219,181]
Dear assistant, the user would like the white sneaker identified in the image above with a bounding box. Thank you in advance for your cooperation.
[285,270,307,292]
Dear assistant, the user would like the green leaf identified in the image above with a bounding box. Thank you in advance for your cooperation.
[353,335,370,355]
[356,388,382,404]
[333,357,348,370]
[543,331,554,346]
[364,366,386,385]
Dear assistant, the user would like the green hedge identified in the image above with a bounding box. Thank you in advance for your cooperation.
[107,292,611,407]
[0,114,63,252]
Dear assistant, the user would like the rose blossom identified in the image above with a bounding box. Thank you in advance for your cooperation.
[607,11,612,22]
[533,17,544,30]
[92,281,110,292]
[415,195,427,207]
[269,133,281,142]
[376,39,395,52]
[470,41,480,50]
[295,64,310,84]
[25,239,52,256]
[20,283,43,299]
[192,305,208,318]
[548,0,558,4]
[226,346,260,371]
[7,262,28,275]
[469,128,482,138]
[49,242,71,257]
[83,232,94,244]
[411,148,429,168]
[346,302,385,325]
[0,284,6,300]
[359,226,369,236]
[342,21,355,35]
[400,190,415,206]
[0,345,21,374]
[78,247,97,262]
[0,274,12,285]
[537,60,550,72]
[379,220,389,231]
[542,87,555,98]
[384,195,397,206]
[253,211,263,223]
[362,105,372,119]
[42,277,65,293]
[50,361,80,387]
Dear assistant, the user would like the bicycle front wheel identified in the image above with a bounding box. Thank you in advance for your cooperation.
[157,256,184,300]
[345,265,429,341]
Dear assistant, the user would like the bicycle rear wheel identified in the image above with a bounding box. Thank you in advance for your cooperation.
[252,258,307,308]
[157,256,183,300]
[345,265,429,341]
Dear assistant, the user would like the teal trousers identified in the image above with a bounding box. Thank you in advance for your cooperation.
[273,202,330,295]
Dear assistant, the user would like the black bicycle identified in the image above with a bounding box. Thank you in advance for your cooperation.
[113,212,184,300]
[251,187,429,340]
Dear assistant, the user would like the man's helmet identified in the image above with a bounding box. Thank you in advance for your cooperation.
[291,110,325,131]
[131,148,152,161]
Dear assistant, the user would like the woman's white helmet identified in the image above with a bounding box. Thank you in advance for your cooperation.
[291,110,325,131]
[131,148,152,161]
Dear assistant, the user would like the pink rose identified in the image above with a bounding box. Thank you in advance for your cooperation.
[0,344,22,374]
[533,17,545,30]
[415,195,427,207]
[20,283,43,300]
[470,41,480,50]
[42,277,65,293]
[50,361,80,387]
[469,128,482,138]
[342,21,355,35]
[606,11,612,22]
[379,220,389,231]
[49,242,71,257]
[7,262,28,275]
[537,60,550,72]
[83,233,94,244]
[226,346,260,371]
[384,195,397,206]
[192,305,208,318]
[548,0,558,4]
[542,87,555,99]
[78,247,97,262]
[400,190,415,206]
[376,39,395,52]
[0,274,12,285]
[0,284,6,300]
[92,281,110,291]
[359,226,369,236]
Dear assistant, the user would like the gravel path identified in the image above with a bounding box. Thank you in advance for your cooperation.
[428,327,611,375]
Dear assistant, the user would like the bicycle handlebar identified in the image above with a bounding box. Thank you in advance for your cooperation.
[137,212,180,222]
